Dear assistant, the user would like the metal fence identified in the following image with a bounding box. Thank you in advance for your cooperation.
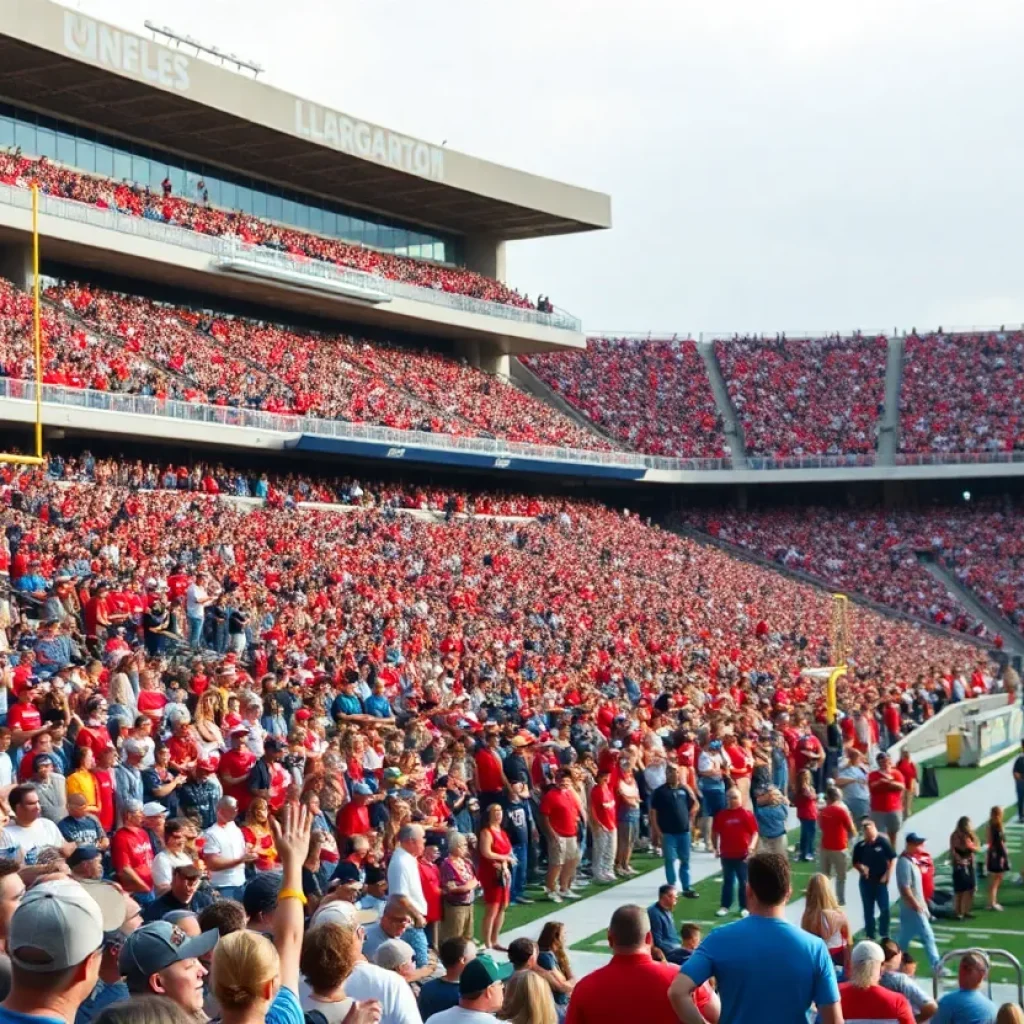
[0,183,582,332]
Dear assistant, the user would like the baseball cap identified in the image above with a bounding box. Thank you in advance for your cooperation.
[906,832,927,844]
[8,880,115,972]
[331,862,362,886]
[242,872,281,918]
[351,782,372,796]
[851,940,885,965]
[119,921,218,991]
[229,725,249,738]
[67,846,102,869]
[459,953,503,996]
[142,802,169,818]
[375,938,414,971]
[311,900,377,928]
[195,757,217,772]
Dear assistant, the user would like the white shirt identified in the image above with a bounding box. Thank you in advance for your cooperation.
[387,846,427,916]
[0,752,13,788]
[1,817,64,857]
[300,961,422,1024]
[424,1008,499,1024]
[185,583,208,619]
[152,850,193,891]
[202,821,246,887]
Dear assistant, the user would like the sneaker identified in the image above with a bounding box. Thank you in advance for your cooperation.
[625,866,640,876]
[546,890,563,904]
[715,908,729,917]
[573,877,591,887]
[739,909,750,918]
[560,889,581,900]
[991,903,1004,912]
[683,890,700,899]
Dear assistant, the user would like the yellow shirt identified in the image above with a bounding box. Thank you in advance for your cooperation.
[67,769,100,811]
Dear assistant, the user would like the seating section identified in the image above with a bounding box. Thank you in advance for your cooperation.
[3,457,985,700]
[521,338,728,459]
[714,334,888,459]
[0,149,538,312]
[682,504,1024,638]
[0,276,612,449]
[899,329,1024,455]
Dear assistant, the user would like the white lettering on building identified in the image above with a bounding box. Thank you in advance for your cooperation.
[63,12,190,93]
[294,100,445,182]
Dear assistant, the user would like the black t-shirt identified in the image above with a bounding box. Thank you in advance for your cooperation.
[650,784,695,835]
[418,979,460,1020]
[503,752,530,786]
[1013,755,1024,780]
[502,799,530,846]
[852,836,897,882]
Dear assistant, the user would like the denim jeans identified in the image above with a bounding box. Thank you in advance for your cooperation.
[510,841,528,901]
[799,819,817,859]
[1016,779,1024,822]
[187,615,205,650]
[700,785,727,819]
[859,877,890,939]
[404,926,429,968]
[215,884,245,902]
[720,857,748,910]
[898,908,941,969]
[662,832,691,891]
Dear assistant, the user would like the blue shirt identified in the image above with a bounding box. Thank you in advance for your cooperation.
[682,915,839,1024]
[934,988,997,1024]
[754,801,789,839]
[76,979,129,1024]
[266,985,304,1024]
[364,694,393,718]
[648,902,681,954]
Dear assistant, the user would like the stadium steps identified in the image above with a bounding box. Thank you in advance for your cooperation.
[509,357,626,450]
[876,333,905,464]
[918,553,1024,655]
[698,342,748,468]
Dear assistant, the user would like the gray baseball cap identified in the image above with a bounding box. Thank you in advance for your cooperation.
[119,921,219,991]
[9,880,120,972]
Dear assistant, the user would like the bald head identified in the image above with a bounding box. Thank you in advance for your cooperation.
[608,905,650,952]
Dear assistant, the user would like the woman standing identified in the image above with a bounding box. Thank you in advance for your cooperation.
[800,874,851,979]
[242,797,280,873]
[614,753,642,876]
[987,806,1010,912]
[479,803,514,952]
[194,690,225,763]
[950,816,980,920]
[536,921,575,1015]
[439,830,478,944]
[152,818,194,895]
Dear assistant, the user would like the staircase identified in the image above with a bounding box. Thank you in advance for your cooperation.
[876,334,905,465]
[918,553,1024,655]
[698,342,748,468]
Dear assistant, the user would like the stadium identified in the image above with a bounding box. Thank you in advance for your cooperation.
[0,2,1023,1023]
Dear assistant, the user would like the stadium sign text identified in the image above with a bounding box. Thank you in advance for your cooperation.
[294,101,445,183]
[62,12,190,92]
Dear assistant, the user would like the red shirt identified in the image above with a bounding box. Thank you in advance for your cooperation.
[166,735,199,769]
[566,952,706,1024]
[540,786,580,837]
[896,758,918,789]
[337,801,371,838]
[137,690,168,723]
[75,724,112,759]
[94,768,115,833]
[111,825,155,890]
[724,743,753,779]
[8,702,41,735]
[819,803,856,851]
[794,733,824,773]
[868,769,904,813]
[218,748,256,808]
[838,982,914,1024]
[474,747,504,791]
[268,762,290,812]
[531,749,560,788]
[712,807,757,859]
[590,780,617,831]
[796,790,818,822]
[418,859,442,923]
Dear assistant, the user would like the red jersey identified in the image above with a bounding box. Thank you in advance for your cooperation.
[712,807,757,859]
[590,780,617,831]
[8,702,41,735]
[337,801,371,838]
[819,803,856,851]
[418,859,443,923]
[838,982,914,1024]
[794,733,824,773]
[75,724,112,759]
[724,743,753,780]
[137,690,168,723]
[111,825,155,890]
[540,786,580,837]
[474,747,504,791]
[94,768,115,833]
[868,769,904,813]
[218,748,256,808]
[896,758,918,790]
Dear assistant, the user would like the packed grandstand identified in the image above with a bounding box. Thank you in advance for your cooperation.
[0,6,1023,1024]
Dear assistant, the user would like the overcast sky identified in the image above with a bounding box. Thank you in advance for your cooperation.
[78,0,1024,336]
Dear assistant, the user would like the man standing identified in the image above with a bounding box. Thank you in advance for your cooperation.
[202,796,254,901]
[588,766,618,884]
[853,817,897,940]
[836,748,871,825]
[1013,740,1024,824]
[387,824,430,972]
[869,751,905,847]
[712,787,757,918]
[185,571,214,650]
[113,740,145,828]
[540,769,583,904]
[897,833,942,975]
[649,765,699,898]
[111,799,156,907]
[818,786,856,904]
[670,853,840,1024]
[648,884,687,964]
[932,952,996,1024]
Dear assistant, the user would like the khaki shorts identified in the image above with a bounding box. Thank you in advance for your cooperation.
[549,834,579,866]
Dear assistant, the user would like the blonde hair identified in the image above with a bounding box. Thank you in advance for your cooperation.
[801,874,841,935]
[996,1005,1024,1024]
[211,930,279,1012]
[850,957,880,988]
[499,970,557,1024]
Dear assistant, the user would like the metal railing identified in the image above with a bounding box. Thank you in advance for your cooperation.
[896,451,1024,466]
[0,183,582,332]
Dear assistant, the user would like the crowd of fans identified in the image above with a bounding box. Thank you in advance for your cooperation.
[714,334,888,460]
[0,275,609,450]
[520,338,728,460]
[0,448,1008,1024]
[899,328,1024,456]
[682,502,1024,640]
[0,148,541,312]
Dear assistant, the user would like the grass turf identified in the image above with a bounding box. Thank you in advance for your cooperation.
[571,751,1018,956]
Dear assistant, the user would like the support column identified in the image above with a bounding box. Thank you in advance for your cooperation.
[477,350,510,379]
[463,235,507,282]
[0,241,33,291]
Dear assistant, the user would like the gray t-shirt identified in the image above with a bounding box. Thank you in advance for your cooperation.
[880,968,931,1012]
[895,854,924,907]
[836,764,869,802]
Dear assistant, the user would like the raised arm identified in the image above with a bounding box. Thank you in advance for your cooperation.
[270,801,312,995]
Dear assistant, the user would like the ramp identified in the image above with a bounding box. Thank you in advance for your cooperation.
[877,334,905,464]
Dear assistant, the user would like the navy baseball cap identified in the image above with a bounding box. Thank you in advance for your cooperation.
[119,921,218,992]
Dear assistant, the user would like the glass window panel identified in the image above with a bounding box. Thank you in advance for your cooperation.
[349,217,364,243]
[251,189,266,218]
[236,184,252,212]
[220,181,236,209]
[168,166,186,196]
[35,127,56,160]
[281,197,296,224]
[266,194,282,221]
[205,177,221,206]
[308,206,322,233]
[113,149,131,182]
[294,202,309,229]
[14,121,35,155]
[362,223,379,249]
[56,131,76,167]
[335,214,350,239]
[95,145,114,178]
[321,209,335,236]
[75,139,95,173]
[0,117,13,150]
[131,155,150,187]
[151,161,168,190]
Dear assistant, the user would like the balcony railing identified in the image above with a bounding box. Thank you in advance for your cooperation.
[0,183,582,332]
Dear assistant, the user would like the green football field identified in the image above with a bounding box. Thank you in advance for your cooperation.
[571,751,1022,969]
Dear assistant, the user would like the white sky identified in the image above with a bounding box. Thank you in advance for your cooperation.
[77,0,1024,336]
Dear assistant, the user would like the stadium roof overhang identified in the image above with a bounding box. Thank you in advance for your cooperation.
[0,1,612,241]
